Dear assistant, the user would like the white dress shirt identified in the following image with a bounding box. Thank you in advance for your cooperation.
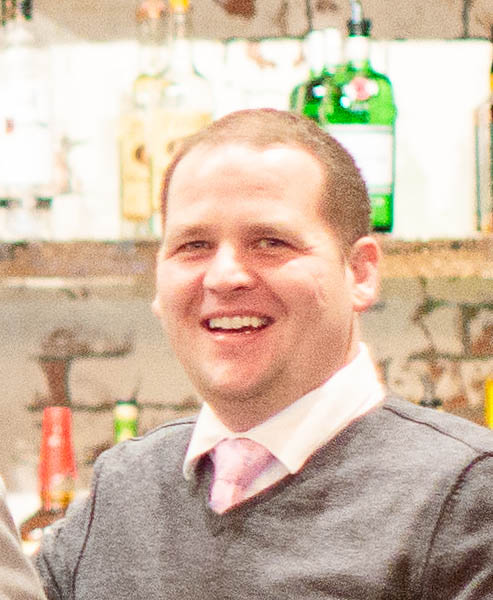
[183,343,385,500]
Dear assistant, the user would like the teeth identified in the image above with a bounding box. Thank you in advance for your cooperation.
[208,316,268,330]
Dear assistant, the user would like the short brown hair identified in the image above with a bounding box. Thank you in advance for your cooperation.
[160,108,370,254]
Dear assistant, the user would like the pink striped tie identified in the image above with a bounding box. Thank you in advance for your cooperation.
[209,437,274,513]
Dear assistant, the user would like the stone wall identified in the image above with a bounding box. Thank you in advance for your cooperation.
[0,273,492,497]
[37,0,493,42]
[2,0,492,522]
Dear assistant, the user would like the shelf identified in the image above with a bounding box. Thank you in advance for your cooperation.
[0,236,492,291]
[378,235,493,279]
[0,241,157,294]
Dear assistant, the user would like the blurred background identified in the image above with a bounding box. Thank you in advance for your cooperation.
[0,0,491,539]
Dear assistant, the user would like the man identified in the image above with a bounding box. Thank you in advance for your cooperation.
[36,109,493,598]
[0,478,47,599]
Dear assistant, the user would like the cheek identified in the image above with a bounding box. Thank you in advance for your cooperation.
[277,258,347,313]
[154,262,198,318]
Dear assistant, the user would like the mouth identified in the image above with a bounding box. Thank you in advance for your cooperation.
[203,315,273,334]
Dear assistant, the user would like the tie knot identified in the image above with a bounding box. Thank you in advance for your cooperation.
[212,438,273,487]
[209,438,274,512]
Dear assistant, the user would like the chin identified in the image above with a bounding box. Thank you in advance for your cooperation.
[195,374,266,404]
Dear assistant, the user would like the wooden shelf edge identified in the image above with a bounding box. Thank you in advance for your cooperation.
[0,236,491,284]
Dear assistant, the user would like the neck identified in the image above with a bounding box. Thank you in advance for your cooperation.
[207,393,296,433]
[345,35,370,68]
[204,331,361,433]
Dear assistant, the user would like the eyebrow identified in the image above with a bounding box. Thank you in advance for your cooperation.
[163,225,213,246]
[244,223,296,237]
[166,218,298,236]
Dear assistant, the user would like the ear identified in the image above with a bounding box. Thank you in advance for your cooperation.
[347,236,381,313]
[151,297,161,318]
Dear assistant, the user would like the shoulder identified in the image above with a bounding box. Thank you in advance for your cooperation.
[380,396,493,456]
[376,399,493,595]
[333,395,493,485]
[96,415,197,469]
[36,416,198,591]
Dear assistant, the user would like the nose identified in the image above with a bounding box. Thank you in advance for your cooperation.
[203,243,254,294]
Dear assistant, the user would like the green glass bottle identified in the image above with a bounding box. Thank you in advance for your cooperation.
[290,28,341,123]
[114,397,139,444]
[319,0,396,232]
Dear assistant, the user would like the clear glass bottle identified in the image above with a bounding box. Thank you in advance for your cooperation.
[319,0,396,232]
[0,0,55,240]
[474,31,492,233]
[290,28,341,123]
[119,0,168,239]
[149,0,214,236]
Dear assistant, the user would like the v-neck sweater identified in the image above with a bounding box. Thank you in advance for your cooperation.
[36,396,493,600]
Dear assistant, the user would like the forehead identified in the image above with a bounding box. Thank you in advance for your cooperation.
[167,142,325,203]
[162,144,332,250]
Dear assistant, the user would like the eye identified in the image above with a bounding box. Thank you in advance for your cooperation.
[256,238,288,249]
[177,240,210,253]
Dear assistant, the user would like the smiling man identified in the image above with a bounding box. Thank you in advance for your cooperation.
[36,109,493,599]
[152,137,378,431]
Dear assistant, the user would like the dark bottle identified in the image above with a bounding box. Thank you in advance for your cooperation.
[419,398,444,411]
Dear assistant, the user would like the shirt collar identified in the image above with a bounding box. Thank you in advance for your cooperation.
[183,343,384,480]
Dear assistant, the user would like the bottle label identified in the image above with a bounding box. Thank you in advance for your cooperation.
[150,108,212,212]
[0,121,53,187]
[0,47,54,189]
[119,113,152,221]
[343,76,379,102]
[324,123,394,192]
[114,403,139,443]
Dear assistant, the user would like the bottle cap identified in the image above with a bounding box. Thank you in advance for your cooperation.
[169,0,189,13]
[38,406,77,509]
[347,0,371,36]
[347,17,371,36]
[115,397,137,406]
[136,0,167,22]
[21,0,32,20]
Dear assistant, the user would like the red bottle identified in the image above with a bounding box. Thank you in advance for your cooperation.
[20,406,77,554]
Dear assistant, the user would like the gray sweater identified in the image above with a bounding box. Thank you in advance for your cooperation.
[36,397,493,599]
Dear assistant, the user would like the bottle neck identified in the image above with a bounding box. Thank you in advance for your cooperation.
[304,31,326,78]
[136,12,167,76]
[167,9,195,77]
[344,34,370,68]
[138,39,166,77]
[2,0,36,48]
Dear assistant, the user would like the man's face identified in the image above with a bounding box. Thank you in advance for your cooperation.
[153,143,371,425]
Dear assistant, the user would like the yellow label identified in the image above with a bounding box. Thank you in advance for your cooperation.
[485,377,493,428]
[150,108,212,212]
[133,74,167,106]
[114,404,139,420]
[119,112,153,221]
